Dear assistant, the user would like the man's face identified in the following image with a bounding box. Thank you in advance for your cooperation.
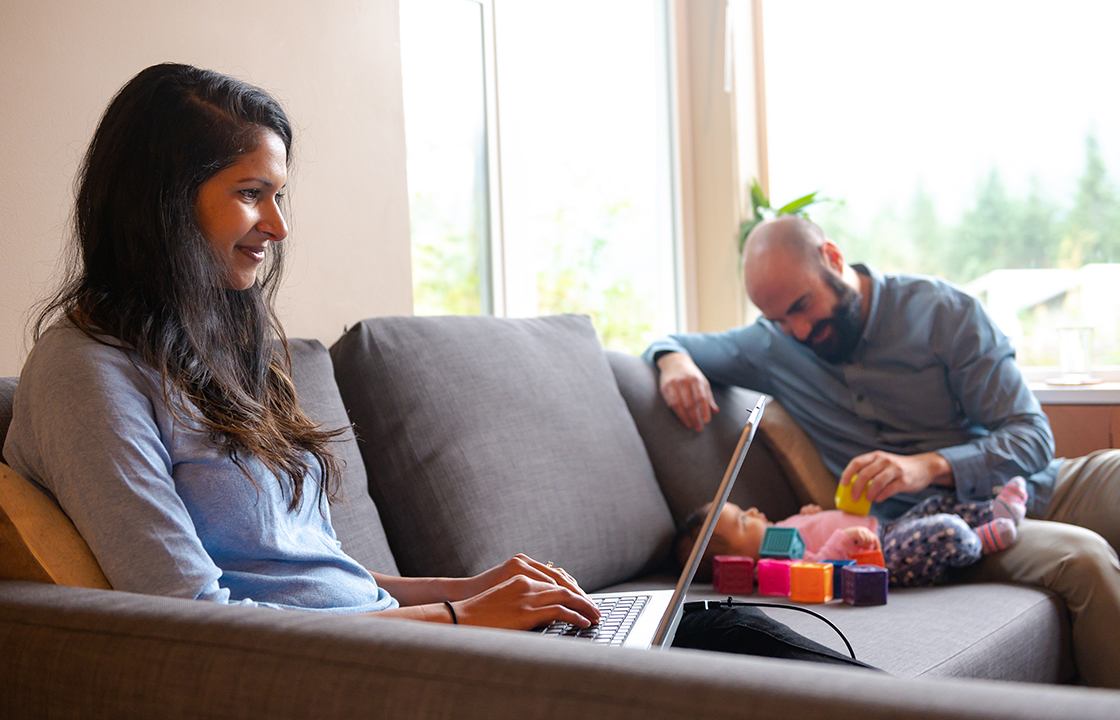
[806,270,863,364]
[746,250,864,364]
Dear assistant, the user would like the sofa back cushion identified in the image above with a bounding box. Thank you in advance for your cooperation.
[605,351,803,525]
[330,315,676,591]
[0,377,16,452]
[287,339,399,576]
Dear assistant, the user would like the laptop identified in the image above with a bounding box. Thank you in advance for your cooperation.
[538,396,766,649]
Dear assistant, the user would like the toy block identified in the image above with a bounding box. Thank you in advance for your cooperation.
[757,559,794,597]
[841,564,888,606]
[789,562,833,603]
[759,526,805,560]
[851,548,885,567]
[713,555,755,595]
[821,559,855,598]
[834,477,872,515]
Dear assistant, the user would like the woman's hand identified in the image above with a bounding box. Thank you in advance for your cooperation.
[445,554,600,630]
[454,554,587,600]
[449,573,601,630]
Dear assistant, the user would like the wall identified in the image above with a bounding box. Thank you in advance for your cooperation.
[0,0,413,376]
[674,0,761,334]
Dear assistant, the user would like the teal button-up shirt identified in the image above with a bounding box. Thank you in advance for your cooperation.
[644,264,1060,522]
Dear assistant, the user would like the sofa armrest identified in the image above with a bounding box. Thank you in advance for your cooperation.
[2,581,1117,720]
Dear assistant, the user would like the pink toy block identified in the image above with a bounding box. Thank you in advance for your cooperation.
[757,559,794,597]
[841,564,888,606]
[789,562,833,603]
[713,555,755,595]
[851,548,885,567]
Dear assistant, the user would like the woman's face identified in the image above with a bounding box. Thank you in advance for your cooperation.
[195,130,289,290]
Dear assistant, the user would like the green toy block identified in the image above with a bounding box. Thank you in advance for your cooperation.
[759,526,805,560]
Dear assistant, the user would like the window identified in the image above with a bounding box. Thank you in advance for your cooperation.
[401,0,680,352]
[761,0,1120,368]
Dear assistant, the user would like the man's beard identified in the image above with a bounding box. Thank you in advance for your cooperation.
[802,271,863,364]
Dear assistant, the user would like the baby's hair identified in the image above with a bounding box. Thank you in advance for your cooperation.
[674,503,722,582]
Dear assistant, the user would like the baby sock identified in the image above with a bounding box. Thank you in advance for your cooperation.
[976,518,1017,554]
[992,476,1028,524]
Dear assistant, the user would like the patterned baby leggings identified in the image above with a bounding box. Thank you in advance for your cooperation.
[881,495,994,587]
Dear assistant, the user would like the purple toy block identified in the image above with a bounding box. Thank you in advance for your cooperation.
[822,559,855,598]
[842,564,888,606]
[713,555,755,595]
[757,559,794,597]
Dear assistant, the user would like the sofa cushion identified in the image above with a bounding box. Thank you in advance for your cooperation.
[605,350,802,525]
[330,315,676,590]
[0,377,16,453]
[0,461,111,589]
[287,339,399,576]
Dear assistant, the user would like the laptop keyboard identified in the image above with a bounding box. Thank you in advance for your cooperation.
[539,595,650,646]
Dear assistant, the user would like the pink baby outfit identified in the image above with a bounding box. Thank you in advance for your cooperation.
[776,511,879,561]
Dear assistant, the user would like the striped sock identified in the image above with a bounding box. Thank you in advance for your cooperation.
[992,476,1028,524]
[976,518,1017,555]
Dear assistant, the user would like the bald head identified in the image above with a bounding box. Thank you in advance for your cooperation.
[743,217,827,284]
[741,216,868,364]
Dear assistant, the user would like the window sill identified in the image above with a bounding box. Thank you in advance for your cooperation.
[1024,367,1120,404]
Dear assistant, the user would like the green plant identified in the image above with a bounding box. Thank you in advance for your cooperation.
[738,179,833,254]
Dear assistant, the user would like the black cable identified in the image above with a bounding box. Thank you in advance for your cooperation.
[684,597,858,660]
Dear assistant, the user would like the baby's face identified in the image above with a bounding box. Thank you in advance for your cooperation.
[712,503,772,560]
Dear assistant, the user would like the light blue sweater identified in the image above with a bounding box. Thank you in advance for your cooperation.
[3,322,397,614]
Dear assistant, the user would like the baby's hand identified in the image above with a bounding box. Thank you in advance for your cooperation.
[799,504,823,515]
[844,526,880,548]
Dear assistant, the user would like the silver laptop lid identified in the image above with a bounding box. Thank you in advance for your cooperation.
[650,396,767,648]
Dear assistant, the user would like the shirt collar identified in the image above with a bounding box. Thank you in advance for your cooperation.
[851,263,882,357]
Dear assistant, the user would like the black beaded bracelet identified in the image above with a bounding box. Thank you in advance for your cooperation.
[443,600,459,625]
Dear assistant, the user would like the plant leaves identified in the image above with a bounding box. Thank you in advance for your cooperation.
[776,192,823,215]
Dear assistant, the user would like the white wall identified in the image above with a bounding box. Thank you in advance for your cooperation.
[0,0,414,376]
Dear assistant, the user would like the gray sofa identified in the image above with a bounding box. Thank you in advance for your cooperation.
[2,314,1119,719]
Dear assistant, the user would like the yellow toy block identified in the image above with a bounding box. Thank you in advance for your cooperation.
[789,562,833,603]
[835,475,872,515]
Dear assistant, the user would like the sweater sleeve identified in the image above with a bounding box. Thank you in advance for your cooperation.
[3,327,253,606]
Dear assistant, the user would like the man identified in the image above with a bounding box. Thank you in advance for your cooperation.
[644,215,1120,688]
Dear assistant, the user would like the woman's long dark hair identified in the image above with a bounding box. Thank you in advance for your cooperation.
[36,62,341,511]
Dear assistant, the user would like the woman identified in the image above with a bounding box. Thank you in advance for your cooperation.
[3,63,598,630]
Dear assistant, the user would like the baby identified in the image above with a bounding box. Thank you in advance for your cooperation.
[677,477,1029,588]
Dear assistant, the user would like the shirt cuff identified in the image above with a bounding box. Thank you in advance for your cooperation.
[935,443,992,502]
[641,338,688,366]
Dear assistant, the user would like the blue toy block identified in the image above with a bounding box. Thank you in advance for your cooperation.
[821,559,855,597]
[759,526,805,560]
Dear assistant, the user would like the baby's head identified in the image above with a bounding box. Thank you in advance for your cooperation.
[674,502,773,581]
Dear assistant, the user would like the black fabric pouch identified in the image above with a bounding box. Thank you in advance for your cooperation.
[673,604,881,670]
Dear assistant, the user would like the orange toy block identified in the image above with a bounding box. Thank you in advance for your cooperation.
[789,562,833,603]
[851,548,885,567]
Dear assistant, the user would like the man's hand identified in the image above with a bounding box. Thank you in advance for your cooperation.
[656,352,719,432]
[840,450,953,503]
